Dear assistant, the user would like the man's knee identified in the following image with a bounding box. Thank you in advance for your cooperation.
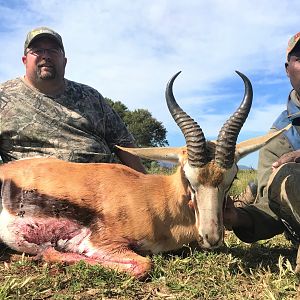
[268,162,300,242]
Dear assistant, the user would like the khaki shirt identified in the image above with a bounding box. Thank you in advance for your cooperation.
[0,77,135,163]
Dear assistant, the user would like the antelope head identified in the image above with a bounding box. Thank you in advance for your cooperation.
[118,71,289,249]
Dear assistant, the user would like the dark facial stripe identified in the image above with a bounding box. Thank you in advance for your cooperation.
[1,180,97,226]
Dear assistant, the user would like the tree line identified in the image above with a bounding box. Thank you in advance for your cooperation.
[105,98,168,148]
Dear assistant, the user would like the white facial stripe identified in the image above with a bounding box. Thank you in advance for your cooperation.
[184,163,238,249]
[183,163,199,187]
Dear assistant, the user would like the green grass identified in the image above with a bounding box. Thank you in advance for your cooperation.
[229,168,257,196]
[0,170,299,299]
[0,236,299,299]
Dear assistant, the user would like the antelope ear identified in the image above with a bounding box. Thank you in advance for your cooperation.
[116,145,187,163]
[235,124,291,162]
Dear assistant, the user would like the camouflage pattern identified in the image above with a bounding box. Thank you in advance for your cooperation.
[24,27,64,54]
[287,32,300,59]
[0,77,135,163]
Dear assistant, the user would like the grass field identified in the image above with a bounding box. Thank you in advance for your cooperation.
[0,169,299,299]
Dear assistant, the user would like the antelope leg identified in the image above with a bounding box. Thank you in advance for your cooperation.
[37,246,152,279]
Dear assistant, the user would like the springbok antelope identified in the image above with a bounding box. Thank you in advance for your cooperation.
[0,71,289,278]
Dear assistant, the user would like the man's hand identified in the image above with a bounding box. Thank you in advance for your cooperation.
[223,196,239,230]
[272,150,300,171]
[224,195,253,230]
[116,144,147,174]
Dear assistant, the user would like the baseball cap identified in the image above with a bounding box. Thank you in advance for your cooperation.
[24,26,64,54]
[287,32,300,59]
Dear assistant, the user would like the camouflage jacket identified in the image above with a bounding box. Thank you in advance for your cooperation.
[0,77,135,163]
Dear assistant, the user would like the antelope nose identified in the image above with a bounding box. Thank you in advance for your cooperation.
[200,234,223,249]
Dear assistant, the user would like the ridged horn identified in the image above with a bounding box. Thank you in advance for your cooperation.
[215,71,253,169]
[165,71,208,167]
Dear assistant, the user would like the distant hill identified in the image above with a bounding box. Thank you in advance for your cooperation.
[238,164,256,170]
[160,161,256,171]
[158,161,176,168]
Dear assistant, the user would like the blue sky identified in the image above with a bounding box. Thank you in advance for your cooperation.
[0,0,299,167]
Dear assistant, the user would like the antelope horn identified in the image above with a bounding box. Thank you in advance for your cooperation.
[215,71,253,169]
[165,71,208,167]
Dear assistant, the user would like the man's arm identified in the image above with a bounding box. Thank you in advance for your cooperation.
[224,196,253,230]
[116,144,147,174]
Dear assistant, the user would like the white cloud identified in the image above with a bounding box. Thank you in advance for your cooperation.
[1,0,299,166]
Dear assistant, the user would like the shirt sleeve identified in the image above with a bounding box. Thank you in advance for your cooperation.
[101,99,136,150]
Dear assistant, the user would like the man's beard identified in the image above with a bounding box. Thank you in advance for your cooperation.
[37,63,57,80]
